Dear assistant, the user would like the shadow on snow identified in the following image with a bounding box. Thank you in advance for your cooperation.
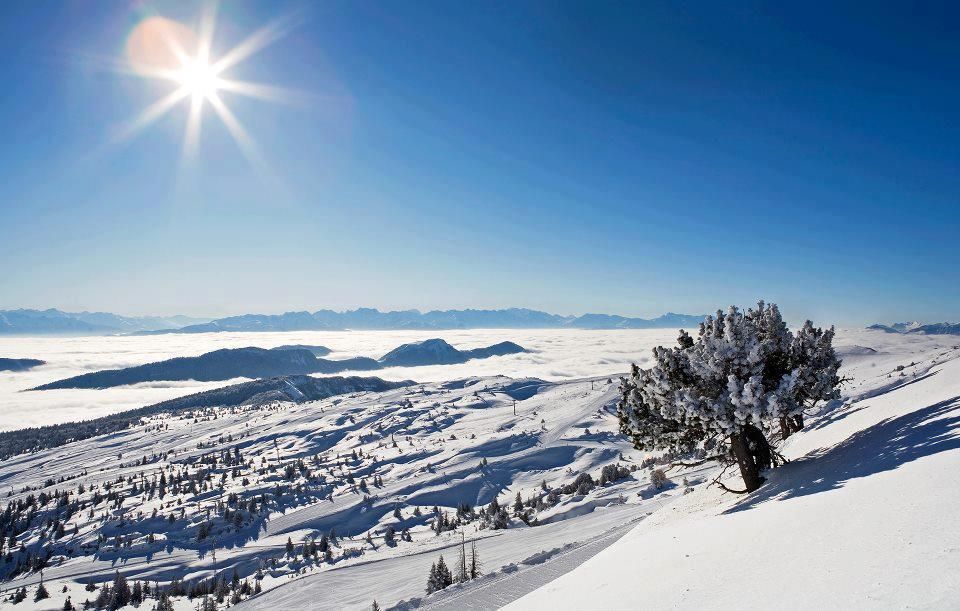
[727,395,960,514]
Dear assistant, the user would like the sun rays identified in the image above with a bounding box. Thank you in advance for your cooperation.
[116,4,301,168]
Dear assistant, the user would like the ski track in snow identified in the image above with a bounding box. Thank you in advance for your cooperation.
[415,514,644,610]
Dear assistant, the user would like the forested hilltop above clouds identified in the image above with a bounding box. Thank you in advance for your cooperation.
[31,339,527,390]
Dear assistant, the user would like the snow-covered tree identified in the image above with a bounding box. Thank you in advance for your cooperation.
[786,320,843,435]
[650,468,667,489]
[617,301,842,492]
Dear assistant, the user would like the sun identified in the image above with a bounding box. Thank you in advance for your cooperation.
[175,58,221,101]
[116,6,302,166]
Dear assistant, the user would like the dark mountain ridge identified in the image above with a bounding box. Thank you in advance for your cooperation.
[0,358,46,372]
[32,340,525,390]
[378,339,526,367]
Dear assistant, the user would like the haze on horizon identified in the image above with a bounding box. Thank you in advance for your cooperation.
[0,1,958,326]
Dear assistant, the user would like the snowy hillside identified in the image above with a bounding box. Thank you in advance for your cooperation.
[0,330,956,610]
[508,333,960,609]
[0,369,668,610]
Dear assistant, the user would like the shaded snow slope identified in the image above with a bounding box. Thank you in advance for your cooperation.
[510,342,960,609]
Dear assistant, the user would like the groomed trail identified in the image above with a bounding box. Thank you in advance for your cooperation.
[415,512,645,610]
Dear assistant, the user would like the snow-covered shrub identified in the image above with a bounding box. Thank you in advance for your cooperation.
[558,473,595,496]
[649,468,667,489]
[598,463,630,485]
[617,301,842,492]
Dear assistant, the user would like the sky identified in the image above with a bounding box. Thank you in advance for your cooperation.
[0,1,957,326]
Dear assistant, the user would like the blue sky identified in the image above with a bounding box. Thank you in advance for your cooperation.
[0,1,957,325]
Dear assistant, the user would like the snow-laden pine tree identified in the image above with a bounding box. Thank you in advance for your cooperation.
[787,320,843,435]
[617,301,842,492]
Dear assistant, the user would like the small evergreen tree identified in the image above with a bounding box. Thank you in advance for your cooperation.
[94,583,110,609]
[109,571,130,610]
[131,581,143,605]
[469,542,481,579]
[425,562,439,594]
[435,555,453,589]
[456,540,469,583]
[35,582,50,602]
[154,592,175,611]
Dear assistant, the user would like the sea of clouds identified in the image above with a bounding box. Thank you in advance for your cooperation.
[0,327,909,431]
[0,329,682,431]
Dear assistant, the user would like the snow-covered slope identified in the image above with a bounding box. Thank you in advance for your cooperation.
[509,337,960,610]
[0,371,668,611]
[0,330,956,611]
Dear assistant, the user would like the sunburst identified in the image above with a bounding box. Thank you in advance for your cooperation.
[117,4,300,166]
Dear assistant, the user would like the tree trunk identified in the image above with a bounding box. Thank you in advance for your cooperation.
[729,431,764,492]
[792,414,804,431]
[743,423,772,471]
[779,416,792,440]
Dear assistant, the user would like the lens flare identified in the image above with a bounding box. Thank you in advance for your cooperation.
[117,4,301,168]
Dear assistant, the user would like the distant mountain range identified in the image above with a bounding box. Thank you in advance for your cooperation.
[0,309,211,335]
[867,322,960,335]
[0,307,708,334]
[137,308,709,334]
[32,339,527,390]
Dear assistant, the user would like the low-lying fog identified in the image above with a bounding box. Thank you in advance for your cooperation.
[0,329,682,430]
[0,327,929,431]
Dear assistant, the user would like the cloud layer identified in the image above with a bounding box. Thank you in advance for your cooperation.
[1,327,917,431]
